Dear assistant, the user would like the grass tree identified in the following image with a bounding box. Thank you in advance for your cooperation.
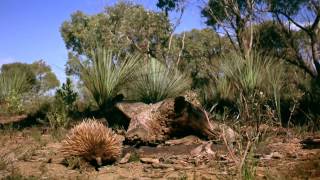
[134,58,191,104]
[0,70,30,114]
[78,48,142,110]
[0,70,29,98]
[207,52,285,125]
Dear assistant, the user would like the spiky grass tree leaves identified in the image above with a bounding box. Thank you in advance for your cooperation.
[0,71,30,98]
[0,70,30,114]
[78,49,142,110]
[218,52,283,96]
[134,58,191,104]
[206,52,285,122]
[0,70,30,101]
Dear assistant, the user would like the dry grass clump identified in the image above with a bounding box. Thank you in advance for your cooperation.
[61,119,122,165]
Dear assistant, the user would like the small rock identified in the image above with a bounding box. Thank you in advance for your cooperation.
[119,153,131,164]
[191,144,204,157]
[164,135,203,146]
[190,142,215,157]
[140,157,160,164]
[262,152,283,160]
[219,125,239,143]
[204,142,215,155]
[152,163,172,169]
[262,154,272,160]
[271,152,283,159]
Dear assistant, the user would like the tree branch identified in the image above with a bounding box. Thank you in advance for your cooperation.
[176,32,185,66]
[311,14,320,30]
[275,11,309,32]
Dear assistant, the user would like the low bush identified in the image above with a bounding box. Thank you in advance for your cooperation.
[55,77,78,113]
[47,107,70,129]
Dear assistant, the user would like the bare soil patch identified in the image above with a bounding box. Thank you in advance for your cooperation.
[0,127,319,179]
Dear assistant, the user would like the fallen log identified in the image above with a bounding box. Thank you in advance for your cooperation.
[115,96,237,145]
[301,137,320,149]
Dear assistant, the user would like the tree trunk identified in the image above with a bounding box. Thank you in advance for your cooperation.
[310,33,320,77]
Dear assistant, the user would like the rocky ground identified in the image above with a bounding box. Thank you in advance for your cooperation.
[0,125,319,180]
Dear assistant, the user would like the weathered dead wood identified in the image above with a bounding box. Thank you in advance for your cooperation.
[301,137,320,149]
[0,114,27,124]
[115,102,149,119]
[164,135,203,146]
[115,96,238,145]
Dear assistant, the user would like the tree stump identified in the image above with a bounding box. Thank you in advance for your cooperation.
[115,96,237,145]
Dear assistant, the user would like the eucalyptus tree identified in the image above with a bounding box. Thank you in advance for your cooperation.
[267,0,320,78]
[1,60,60,94]
[201,0,267,58]
[174,28,232,88]
[61,2,172,76]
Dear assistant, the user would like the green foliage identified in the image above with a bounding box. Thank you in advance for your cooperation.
[294,79,320,129]
[202,0,236,27]
[4,91,24,114]
[179,29,229,62]
[0,70,30,99]
[201,0,263,57]
[219,52,281,96]
[47,106,69,129]
[134,58,190,103]
[156,0,185,15]
[78,48,142,110]
[171,29,232,89]
[44,78,78,129]
[1,63,36,89]
[267,0,320,77]
[205,52,285,123]
[56,77,78,112]
[0,70,30,115]
[61,2,171,76]
[30,60,60,93]
[268,0,309,15]
[1,60,59,94]
[1,61,59,94]
[251,21,308,69]
[253,22,288,55]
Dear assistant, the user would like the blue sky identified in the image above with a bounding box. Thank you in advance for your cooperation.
[0,0,205,82]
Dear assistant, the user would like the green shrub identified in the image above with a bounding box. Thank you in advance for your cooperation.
[55,77,78,113]
[294,79,320,129]
[42,77,78,129]
[204,52,285,124]
[4,90,24,114]
[78,48,141,109]
[47,107,70,129]
[133,58,191,103]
